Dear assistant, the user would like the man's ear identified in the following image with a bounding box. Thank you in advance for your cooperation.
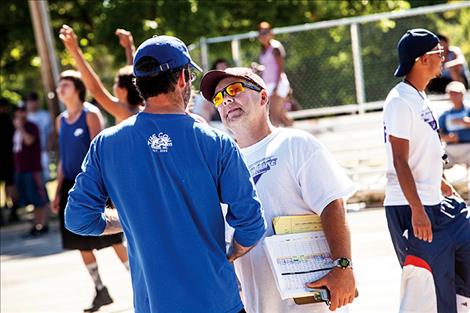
[177,69,186,88]
[260,90,269,107]
[420,55,430,65]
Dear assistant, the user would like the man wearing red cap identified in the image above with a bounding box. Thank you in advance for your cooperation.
[200,67,357,313]
[383,28,470,313]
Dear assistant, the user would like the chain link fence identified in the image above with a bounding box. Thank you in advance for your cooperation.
[189,2,470,112]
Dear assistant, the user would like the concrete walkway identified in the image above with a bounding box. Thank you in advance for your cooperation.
[2,208,400,313]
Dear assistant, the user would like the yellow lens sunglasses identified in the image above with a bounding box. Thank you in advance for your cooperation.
[212,81,262,107]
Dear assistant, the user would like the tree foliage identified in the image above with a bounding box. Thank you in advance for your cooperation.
[1,0,467,109]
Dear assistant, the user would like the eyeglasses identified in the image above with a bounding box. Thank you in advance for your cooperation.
[184,68,197,83]
[415,47,445,62]
[212,81,262,107]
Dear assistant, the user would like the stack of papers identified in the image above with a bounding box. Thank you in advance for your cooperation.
[263,231,333,299]
[272,214,323,234]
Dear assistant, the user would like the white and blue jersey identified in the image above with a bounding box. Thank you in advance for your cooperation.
[65,112,266,313]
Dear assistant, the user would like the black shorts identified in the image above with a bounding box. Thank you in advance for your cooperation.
[59,180,123,251]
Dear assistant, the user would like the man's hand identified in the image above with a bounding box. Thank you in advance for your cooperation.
[51,196,60,214]
[411,207,432,242]
[444,132,459,143]
[441,178,459,197]
[227,240,254,263]
[102,207,123,235]
[59,24,80,53]
[115,28,134,49]
[115,28,135,65]
[305,267,356,311]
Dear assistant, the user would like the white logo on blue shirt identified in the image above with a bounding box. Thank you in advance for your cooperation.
[148,132,173,152]
[74,128,84,137]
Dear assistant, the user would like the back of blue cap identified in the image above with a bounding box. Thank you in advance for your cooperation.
[133,35,202,77]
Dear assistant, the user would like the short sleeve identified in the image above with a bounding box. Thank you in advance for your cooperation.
[271,40,286,58]
[384,98,413,141]
[297,145,356,216]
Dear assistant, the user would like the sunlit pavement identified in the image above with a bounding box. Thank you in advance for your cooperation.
[1,208,400,313]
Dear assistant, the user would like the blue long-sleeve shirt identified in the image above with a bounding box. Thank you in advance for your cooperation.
[65,113,266,313]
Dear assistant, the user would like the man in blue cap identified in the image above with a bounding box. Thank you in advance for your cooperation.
[64,35,266,313]
[383,28,470,313]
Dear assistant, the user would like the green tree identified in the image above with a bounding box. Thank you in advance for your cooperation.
[0,0,467,110]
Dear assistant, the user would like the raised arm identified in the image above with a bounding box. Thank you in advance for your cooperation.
[59,24,132,121]
[115,28,135,65]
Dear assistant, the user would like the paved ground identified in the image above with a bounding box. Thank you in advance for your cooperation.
[1,208,401,313]
[2,103,468,312]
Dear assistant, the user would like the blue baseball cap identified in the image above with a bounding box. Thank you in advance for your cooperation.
[133,35,202,78]
[394,28,439,77]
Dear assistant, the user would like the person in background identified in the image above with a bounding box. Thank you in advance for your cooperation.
[60,25,142,125]
[257,21,293,127]
[191,58,229,122]
[64,35,266,313]
[427,34,469,93]
[25,92,53,181]
[383,28,470,313]
[200,67,357,313]
[52,70,129,312]
[438,81,470,167]
[12,105,50,236]
[0,98,19,225]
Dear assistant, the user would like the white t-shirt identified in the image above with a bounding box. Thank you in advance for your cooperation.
[234,128,355,313]
[383,82,443,206]
[27,110,51,151]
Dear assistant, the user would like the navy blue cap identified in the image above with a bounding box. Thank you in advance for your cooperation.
[394,28,439,77]
[133,35,202,78]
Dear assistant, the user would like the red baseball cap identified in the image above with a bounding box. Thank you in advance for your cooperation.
[200,67,267,101]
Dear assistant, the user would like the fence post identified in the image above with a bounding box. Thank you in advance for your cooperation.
[200,37,209,72]
[231,39,241,67]
[350,23,365,113]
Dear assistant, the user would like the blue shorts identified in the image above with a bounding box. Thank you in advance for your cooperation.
[15,172,49,208]
[385,197,470,313]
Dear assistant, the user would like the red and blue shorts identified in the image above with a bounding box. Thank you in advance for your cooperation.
[385,196,470,313]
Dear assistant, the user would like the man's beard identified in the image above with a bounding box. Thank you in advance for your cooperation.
[182,83,191,109]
